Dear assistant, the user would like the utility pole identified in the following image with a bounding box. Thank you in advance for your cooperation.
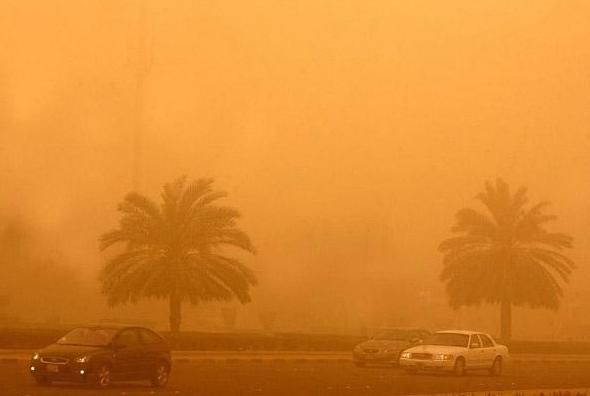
[132,0,152,192]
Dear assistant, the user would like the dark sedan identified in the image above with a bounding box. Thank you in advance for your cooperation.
[352,328,429,367]
[29,325,171,388]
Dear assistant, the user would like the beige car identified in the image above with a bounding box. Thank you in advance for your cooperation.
[399,330,509,376]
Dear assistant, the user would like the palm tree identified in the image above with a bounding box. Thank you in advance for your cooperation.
[439,179,575,340]
[99,177,257,333]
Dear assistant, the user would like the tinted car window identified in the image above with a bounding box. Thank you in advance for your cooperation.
[423,333,469,347]
[469,334,482,348]
[116,329,140,346]
[57,327,117,347]
[479,334,494,347]
[140,329,162,344]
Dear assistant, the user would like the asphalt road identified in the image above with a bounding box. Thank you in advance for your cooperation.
[2,360,590,396]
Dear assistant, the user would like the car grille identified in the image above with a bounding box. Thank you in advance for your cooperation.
[40,357,69,364]
[409,353,432,360]
[363,348,379,354]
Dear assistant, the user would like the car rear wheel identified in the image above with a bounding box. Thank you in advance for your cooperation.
[93,364,112,389]
[453,357,465,377]
[489,357,502,376]
[150,361,170,387]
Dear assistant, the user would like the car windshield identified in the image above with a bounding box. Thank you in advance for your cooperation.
[57,327,118,347]
[372,329,412,341]
[422,333,469,347]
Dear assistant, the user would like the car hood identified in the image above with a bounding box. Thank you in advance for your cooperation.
[403,344,467,355]
[38,343,109,359]
[355,339,409,350]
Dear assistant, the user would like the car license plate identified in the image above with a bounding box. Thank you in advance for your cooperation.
[46,364,59,373]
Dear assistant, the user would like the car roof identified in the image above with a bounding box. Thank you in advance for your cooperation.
[79,324,147,331]
[375,327,428,331]
[435,330,487,336]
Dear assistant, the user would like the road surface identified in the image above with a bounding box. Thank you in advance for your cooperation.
[2,359,590,396]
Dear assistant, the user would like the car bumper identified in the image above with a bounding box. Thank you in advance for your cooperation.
[399,358,455,371]
[29,361,90,383]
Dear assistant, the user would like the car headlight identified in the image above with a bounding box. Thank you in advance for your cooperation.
[400,352,411,359]
[31,352,40,360]
[432,354,453,361]
[74,355,89,363]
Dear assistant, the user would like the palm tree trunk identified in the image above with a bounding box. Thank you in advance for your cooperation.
[500,300,512,341]
[169,293,182,333]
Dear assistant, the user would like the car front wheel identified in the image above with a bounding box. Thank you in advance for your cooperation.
[489,357,502,376]
[151,361,170,387]
[93,364,112,389]
[453,357,465,377]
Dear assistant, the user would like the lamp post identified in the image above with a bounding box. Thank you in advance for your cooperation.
[132,0,152,192]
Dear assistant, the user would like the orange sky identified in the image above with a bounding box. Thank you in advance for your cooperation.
[1,0,589,334]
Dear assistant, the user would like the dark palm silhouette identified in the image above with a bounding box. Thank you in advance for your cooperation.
[439,179,575,340]
[99,177,257,333]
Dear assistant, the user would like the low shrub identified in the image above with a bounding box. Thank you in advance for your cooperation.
[1,327,589,354]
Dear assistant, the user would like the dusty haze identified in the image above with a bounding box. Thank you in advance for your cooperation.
[1,0,589,339]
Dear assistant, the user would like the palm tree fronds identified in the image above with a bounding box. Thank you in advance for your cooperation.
[439,236,489,253]
[451,208,496,237]
[119,193,161,221]
[177,178,215,215]
[440,179,575,336]
[98,176,257,331]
